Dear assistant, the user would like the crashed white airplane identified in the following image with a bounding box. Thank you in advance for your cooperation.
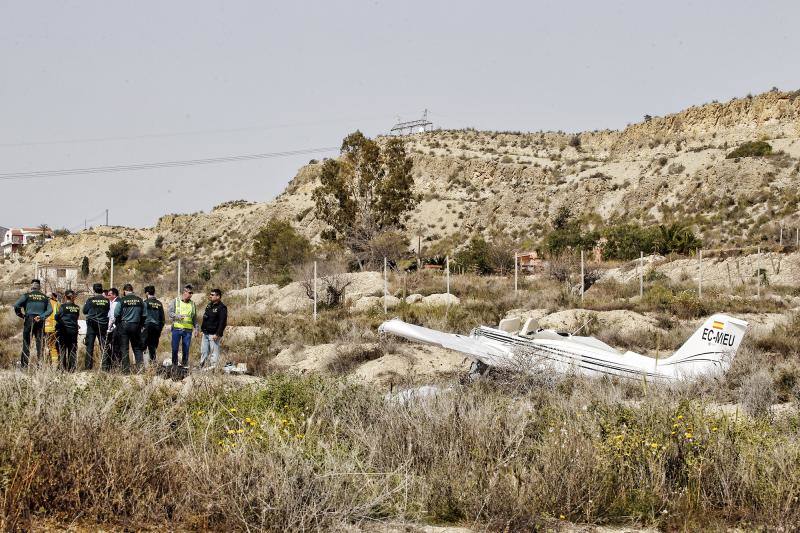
[378,313,748,381]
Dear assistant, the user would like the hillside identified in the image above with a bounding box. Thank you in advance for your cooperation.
[2,89,800,284]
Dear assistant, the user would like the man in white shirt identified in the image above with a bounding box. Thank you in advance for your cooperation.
[103,288,120,371]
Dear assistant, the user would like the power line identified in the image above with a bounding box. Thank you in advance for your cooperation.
[0,114,405,148]
[0,146,339,182]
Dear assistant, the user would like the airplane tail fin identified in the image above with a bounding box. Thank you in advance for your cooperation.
[661,314,748,378]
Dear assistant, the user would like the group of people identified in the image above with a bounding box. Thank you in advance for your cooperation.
[13,279,228,373]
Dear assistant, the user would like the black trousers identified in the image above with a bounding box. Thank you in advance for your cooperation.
[58,328,79,371]
[84,320,108,370]
[141,324,162,362]
[117,322,144,371]
[102,329,118,371]
[20,315,45,367]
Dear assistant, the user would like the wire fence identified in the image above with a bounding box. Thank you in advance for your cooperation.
[3,242,800,313]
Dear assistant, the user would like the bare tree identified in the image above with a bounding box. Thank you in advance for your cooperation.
[297,259,353,308]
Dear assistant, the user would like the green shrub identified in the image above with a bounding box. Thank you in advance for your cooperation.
[454,235,514,275]
[643,284,673,311]
[251,219,311,281]
[726,141,772,159]
[602,224,658,260]
[106,240,131,266]
[668,290,708,318]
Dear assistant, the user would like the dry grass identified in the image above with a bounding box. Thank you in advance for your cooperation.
[1,371,799,530]
[0,307,20,367]
[2,272,800,529]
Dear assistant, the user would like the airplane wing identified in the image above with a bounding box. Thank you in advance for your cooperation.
[378,318,511,365]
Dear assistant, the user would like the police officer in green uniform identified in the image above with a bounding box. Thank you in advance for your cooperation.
[82,283,109,370]
[114,283,145,372]
[13,279,53,368]
[55,290,81,371]
[141,285,165,365]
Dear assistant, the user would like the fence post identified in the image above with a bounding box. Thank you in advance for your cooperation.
[176,258,180,296]
[796,227,799,247]
[313,261,317,322]
[580,249,584,301]
[639,251,644,298]
[245,260,250,308]
[779,224,783,246]
[110,258,114,289]
[446,255,450,298]
[383,257,388,314]
[698,249,703,298]
[514,252,518,296]
[757,246,761,299]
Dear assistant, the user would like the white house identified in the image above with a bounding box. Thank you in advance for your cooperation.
[1,227,53,257]
[36,263,80,292]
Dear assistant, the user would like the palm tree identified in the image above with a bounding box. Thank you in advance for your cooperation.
[655,223,701,255]
[37,224,50,244]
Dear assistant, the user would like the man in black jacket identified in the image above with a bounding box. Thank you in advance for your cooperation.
[199,288,227,369]
[82,283,109,370]
[114,283,144,373]
[13,279,53,368]
[141,285,165,365]
[55,290,81,371]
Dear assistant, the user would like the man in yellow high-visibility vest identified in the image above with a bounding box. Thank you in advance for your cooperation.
[44,292,60,365]
[168,284,197,368]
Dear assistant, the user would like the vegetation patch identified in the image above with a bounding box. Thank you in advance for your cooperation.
[726,141,772,159]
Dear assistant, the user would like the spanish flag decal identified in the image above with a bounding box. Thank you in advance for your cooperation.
[712,321,724,330]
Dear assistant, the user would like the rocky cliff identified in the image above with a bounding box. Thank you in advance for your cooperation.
[3,89,799,284]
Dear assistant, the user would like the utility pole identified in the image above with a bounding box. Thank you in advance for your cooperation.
[177,259,181,297]
[110,258,114,289]
[246,260,250,308]
[105,209,109,226]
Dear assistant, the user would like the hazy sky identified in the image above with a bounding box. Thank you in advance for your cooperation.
[2,0,799,230]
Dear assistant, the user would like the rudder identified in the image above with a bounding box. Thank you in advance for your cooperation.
[662,314,749,378]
